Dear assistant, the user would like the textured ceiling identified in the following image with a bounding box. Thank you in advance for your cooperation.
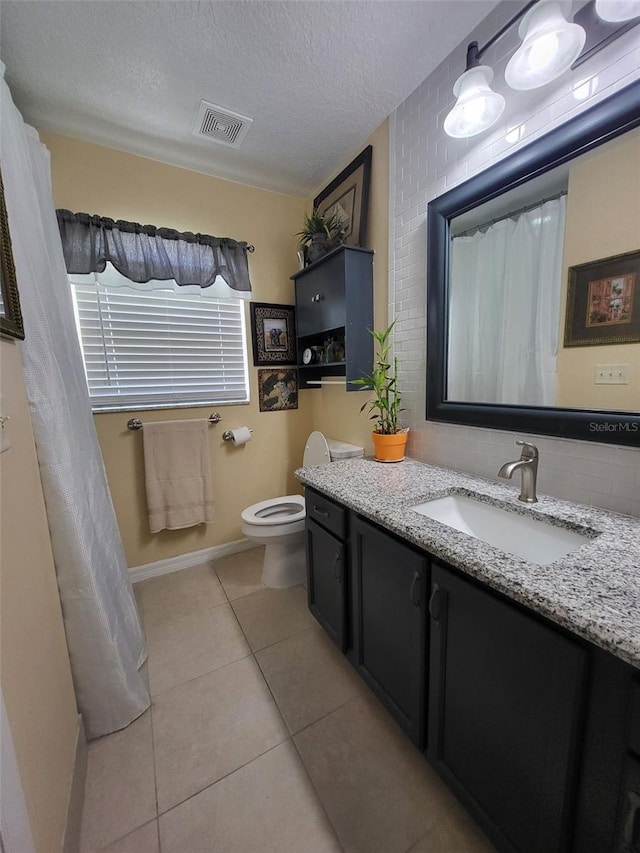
[1,0,499,196]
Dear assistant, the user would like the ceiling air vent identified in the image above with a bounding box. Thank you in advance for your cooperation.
[192,100,253,149]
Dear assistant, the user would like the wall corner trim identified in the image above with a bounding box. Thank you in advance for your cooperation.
[129,538,258,584]
[62,715,87,853]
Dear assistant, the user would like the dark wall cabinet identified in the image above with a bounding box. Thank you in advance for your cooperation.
[428,562,587,853]
[292,246,373,390]
[351,515,428,747]
[304,488,639,853]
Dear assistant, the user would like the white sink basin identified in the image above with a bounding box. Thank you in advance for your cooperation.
[410,494,592,565]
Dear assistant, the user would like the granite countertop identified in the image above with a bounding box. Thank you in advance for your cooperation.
[295,457,640,670]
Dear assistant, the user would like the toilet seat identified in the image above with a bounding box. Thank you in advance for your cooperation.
[241,494,305,527]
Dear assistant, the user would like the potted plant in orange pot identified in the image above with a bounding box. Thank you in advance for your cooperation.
[351,322,408,462]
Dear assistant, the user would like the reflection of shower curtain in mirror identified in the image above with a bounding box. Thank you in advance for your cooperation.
[448,197,566,406]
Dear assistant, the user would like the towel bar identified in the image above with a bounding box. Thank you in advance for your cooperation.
[127,412,222,431]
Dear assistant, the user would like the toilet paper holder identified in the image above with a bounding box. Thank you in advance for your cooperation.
[222,428,254,442]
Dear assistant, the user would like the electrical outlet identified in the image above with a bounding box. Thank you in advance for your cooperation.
[594,364,629,385]
[0,393,10,453]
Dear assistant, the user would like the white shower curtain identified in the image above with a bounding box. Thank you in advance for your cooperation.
[0,66,149,738]
[448,196,566,407]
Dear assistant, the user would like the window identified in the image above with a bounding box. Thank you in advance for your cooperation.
[70,268,249,411]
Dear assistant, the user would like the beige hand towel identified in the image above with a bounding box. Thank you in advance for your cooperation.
[143,419,214,533]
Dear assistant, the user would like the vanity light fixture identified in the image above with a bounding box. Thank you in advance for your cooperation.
[445,0,640,139]
[443,66,505,139]
[443,0,640,138]
[505,1,586,90]
[594,0,640,21]
[444,0,586,139]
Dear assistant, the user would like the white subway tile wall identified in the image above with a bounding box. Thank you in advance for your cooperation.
[391,1,640,517]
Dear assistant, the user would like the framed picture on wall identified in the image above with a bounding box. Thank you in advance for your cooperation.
[257,368,298,411]
[314,145,372,248]
[564,249,640,347]
[249,302,296,365]
[0,168,25,340]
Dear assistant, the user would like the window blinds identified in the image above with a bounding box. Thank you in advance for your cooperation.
[70,277,249,410]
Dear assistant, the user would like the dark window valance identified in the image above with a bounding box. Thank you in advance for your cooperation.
[56,209,252,294]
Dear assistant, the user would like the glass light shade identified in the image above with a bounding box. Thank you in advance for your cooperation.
[505,0,586,91]
[444,66,506,139]
[595,0,640,21]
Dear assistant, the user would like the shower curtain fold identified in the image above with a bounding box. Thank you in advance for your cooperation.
[0,65,149,738]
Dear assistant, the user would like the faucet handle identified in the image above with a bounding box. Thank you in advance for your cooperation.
[516,440,539,460]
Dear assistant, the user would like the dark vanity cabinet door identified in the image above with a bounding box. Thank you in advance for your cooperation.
[428,562,587,853]
[351,515,428,747]
[305,517,346,651]
[616,756,640,853]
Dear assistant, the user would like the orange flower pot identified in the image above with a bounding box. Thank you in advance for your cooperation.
[372,429,409,463]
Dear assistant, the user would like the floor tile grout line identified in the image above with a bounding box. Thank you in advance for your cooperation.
[150,570,295,820]
[139,555,346,848]
[289,730,347,853]
[155,736,293,819]
[249,620,320,655]
[287,686,366,739]
[148,680,160,822]
[143,595,234,635]
[148,648,253,699]
[230,572,351,853]
[94,819,159,853]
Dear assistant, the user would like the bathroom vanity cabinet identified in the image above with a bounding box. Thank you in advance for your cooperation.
[303,488,639,853]
[292,246,373,390]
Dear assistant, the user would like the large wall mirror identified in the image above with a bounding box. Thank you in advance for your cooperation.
[427,80,640,446]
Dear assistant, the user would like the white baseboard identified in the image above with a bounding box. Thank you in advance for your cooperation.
[129,538,258,583]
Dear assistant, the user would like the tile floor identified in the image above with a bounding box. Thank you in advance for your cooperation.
[79,547,495,853]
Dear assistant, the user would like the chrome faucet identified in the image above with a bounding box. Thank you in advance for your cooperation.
[498,440,539,503]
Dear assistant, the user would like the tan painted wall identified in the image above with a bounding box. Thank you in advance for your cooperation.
[1,339,79,853]
[306,121,389,452]
[43,133,312,568]
[557,129,640,410]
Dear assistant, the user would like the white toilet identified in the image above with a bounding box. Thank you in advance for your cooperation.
[241,431,364,588]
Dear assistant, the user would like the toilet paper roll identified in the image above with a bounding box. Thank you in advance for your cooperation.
[230,426,252,446]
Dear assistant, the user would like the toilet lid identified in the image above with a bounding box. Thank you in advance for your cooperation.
[303,431,332,467]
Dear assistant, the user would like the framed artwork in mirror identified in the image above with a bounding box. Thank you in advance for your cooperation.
[564,250,640,347]
[0,168,25,340]
[314,145,372,248]
[249,302,296,365]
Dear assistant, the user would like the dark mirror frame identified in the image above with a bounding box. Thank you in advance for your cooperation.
[426,79,640,447]
[0,168,25,340]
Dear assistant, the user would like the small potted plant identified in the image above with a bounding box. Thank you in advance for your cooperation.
[296,209,346,264]
[351,322,408,462]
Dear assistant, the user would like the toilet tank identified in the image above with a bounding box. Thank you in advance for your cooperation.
[303,431,364,466]
[327,438,364,461]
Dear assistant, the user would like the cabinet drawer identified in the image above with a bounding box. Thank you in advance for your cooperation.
[295,254,346,337]
[630,681,640,758]
[306,488,346,539]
